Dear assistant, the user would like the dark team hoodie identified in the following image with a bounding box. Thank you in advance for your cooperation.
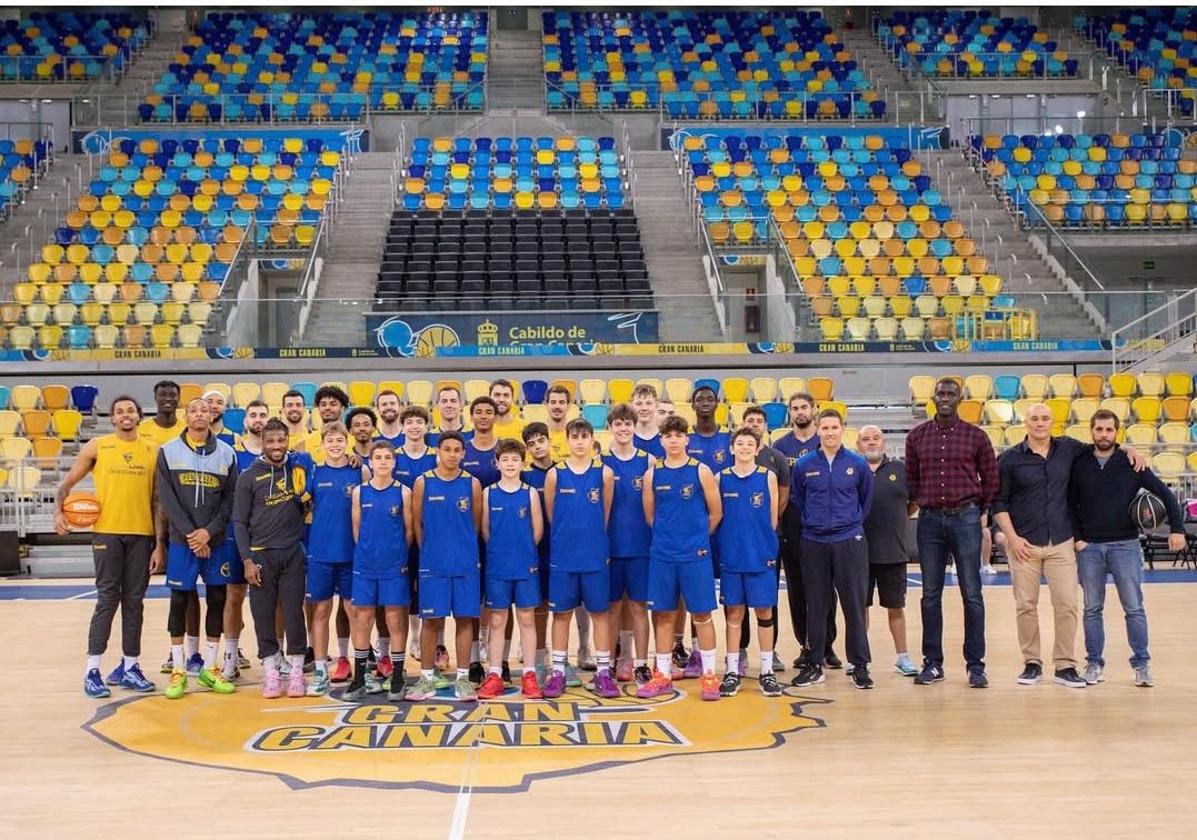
[232,452,312,557]
[156,430,238,546]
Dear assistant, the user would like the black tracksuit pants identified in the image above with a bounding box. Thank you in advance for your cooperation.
[799,536,870,668]
[247,545,307,661]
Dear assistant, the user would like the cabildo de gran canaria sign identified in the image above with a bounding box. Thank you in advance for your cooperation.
[85,682,829,791]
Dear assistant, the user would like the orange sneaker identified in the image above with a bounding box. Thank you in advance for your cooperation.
[700,672,720,701]
[636,670,673,699]
[521,671,542,698]
[477,673,506,700]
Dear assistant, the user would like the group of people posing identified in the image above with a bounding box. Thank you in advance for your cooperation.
[60,373,1183,705]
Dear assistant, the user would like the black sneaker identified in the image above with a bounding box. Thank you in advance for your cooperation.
[851,665,874,690]
[968,670,989,689]
[759,672,783,697]
[914,664,945,685]
[303,646,315,674]
[671,641,689,671]
[792,647,812,669]
[468,660,485,684]
[824,649,843,670]
[791,664,825,688]
[1017,662,1043,685]
[501,661,511,683]
[719,672,741,697]
[633,664,653,686]
[1053,667,1087,689]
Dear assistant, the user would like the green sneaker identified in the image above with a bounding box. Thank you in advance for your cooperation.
[564,663,582,687]
[164,668,188,700]
[387,676,408,702]
[407,674,438,701]
[197,666,235,694]
[365,672,384,694]
[307,670,329,697]
[431,671,452,690]
[454,678,478,702]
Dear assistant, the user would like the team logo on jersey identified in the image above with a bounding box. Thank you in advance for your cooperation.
[588,488,600,504]
[390,505,401,517]
[276,478,288,493]
[714,450,727,464]
[751,491,765,509]
[345,484,356,497]
[889,474,897,482]
[457,497,470,512]
[680,484,694,499]
[86,678,829,793]
[632,475,643,490]
[220,562,231,577]
[123,452,134,465]
[845,467,855,476]
[518,506,528,519]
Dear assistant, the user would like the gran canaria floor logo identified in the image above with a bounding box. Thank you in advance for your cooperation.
[84,683,829,792]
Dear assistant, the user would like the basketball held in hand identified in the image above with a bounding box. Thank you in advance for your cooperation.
[62,492,101,529]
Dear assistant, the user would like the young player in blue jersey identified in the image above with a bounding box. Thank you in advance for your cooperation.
[345,441,413,702]
[462,396,500,489]
[304,422,361,696]
[522,422,555,680]
[478,438,545,700]
[408,431,483,702]
[640,415,724,701]
[631,383,665,458]
[392,404,440,669]
[716,427,782,697]
[602,403,653,686]
[542,419,616,699]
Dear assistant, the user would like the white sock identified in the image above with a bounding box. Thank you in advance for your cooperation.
[421,668,434,679]
[596,650,611,675]
[203,641,218,670]
[690,634,698,651]
[469,641,481,663]
[223,637,238,660]
[552,649,568,673]
[185,634,199,658]
[489,664,502,676]
[289,655,304,673]
[700,649,716,675]
[337,637,350,658]
[761,652,774,674]
[263,652,281,672]
[618,630,634,660]
[123,655,138,670]
[656,653,672,677]
[456,667,468,681]
[634,658,647,668]
[726,652,739,674]
[171,643,186,670]
[377,636,390,658]
[86,654,102,674]
[315,658,328,675]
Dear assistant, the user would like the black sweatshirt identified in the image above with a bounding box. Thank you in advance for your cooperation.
[1069,446,1185,542]
[232,453,311,557]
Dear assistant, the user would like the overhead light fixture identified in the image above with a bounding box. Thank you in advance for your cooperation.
[1076,109,1087,118]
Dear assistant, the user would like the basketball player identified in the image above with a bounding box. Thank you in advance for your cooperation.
[393,405,438,666]
[374,390,404,444]
[602,403,653,685]
[430,384,471,445]
[716,427,782,697]
[232,418,311,698]
[479,438,545,699]
[346,441,413,702]
[631,383,665,458]
[299,385,350,464]
[281,390,308,447]
[542,419,617,698]
[205,390,235,446]
[639,415,723,701]
[522,422,555,680]
[346,407,378,463]
[305,422,359,696]
[224,399,270,679]
[490,378,523,440]
[462,396,500,488]
[57,395,159,698]
[156,397,238,699]
[409,432,483,702]
[544,384,572,462]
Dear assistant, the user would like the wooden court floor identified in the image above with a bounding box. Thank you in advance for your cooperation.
[2,578,1195,839]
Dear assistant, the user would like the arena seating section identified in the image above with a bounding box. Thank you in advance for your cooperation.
[543,10,885,120]
[683,132,1023,342]
[0,139,51,221]
[0,12,147,81]
[141,11,487,122]
[0,134,344,351]
[970,131,1197,227]
[1080,9,1197,116]
[878,9,1077,78]
[378,135,650,312]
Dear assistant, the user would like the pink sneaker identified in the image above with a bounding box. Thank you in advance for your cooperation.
[287,669,306,698]
[261,668,282,699]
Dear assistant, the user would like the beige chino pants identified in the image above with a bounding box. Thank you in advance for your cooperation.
[1009,541,1079,669]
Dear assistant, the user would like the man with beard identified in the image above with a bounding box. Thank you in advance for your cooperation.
[430,385,472,446]
[774,391,840,670]
[490,379,524,441]
[300,385,350,465]
[544,384,572,463]
[374,390,404,445]
[205,390,236,446]
[857,425,918,677]
[281,390,308,448]
[347,407,378,463]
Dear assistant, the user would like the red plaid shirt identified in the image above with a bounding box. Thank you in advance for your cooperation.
[905,417,998,510]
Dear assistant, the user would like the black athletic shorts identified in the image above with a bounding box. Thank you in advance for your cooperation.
[868,563,907,609]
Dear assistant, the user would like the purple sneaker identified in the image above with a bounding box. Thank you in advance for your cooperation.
[683,649,703,679]
[593,669,620,698]
[542,670,567,698]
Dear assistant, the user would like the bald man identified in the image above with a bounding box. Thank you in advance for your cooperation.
[858,426,918,676]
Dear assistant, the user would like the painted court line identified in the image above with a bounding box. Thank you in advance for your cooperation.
[66,589,97,601]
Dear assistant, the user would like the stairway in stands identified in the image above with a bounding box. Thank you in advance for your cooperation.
[486,28,544,111]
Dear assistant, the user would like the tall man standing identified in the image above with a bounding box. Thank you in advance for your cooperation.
[905,377,998,688]
[1070,409,1185,688]
[57,395,161,697]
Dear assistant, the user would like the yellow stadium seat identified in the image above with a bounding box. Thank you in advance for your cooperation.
[1137,371,1165,397]
[607,378,634,404]
[964,375,992,400]
[1107,372,1137,398]
[721,377,749,403]
[579,379,606,405]
[1047,374,1076,398]
[749,377,777,403]
[1162,395,1190,423]
[260,382,291,410]
[348,381,376,407]
[0,436,32,460]
[1165,371,1193,397]
[909,375,935,404]
[1158,422,1189,448]
[1065,424,1092,443]
[231,382,261,407]
[464,379,490,403]
[1151,450,1185,481]
[53,409,84,439]
[1099,397,1130,423]
[1125,423,1157,447]
[1132,397,1161,424]
[1020,374,1048,400]
[665,378,692,404]
[10,385,40,411]
[406,380,433,406]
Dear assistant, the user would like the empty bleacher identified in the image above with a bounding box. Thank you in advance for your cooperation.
[0,12,148,83]
[1080,9,1197,116]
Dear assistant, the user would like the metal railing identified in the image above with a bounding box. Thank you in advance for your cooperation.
[1111,288,1197,372]
[881,44,1085,81]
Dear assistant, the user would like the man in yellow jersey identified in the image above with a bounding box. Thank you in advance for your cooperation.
[490,379,524,440]
[544,384,571,462]
[281,390,308,447]
[56,395,162,698]
[297,384,349,465]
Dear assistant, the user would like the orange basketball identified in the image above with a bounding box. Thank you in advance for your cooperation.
[63,491,101,529]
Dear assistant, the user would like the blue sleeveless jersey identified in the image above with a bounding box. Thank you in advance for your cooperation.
[716,467,778,572]
[602,449,651,558]
[307,463,359,563]
[394,446,437,488]
[234,442,260,472]
[521,463,550,490]
[686,427,733,472]
[549,459,609,571]
[428,428,474,448]
[374,431,404,447]
[650,458,711,563]
[420,470,478,576]
[485,483,539,580]
[634,432,665,459]
[462,440,500,488]
[354,481,408,578]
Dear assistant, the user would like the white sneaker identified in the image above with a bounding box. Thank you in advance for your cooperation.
[981,564,998,575]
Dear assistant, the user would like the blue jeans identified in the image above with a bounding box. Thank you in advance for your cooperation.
[1077,539,1150,668]
[917,507,985,672]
